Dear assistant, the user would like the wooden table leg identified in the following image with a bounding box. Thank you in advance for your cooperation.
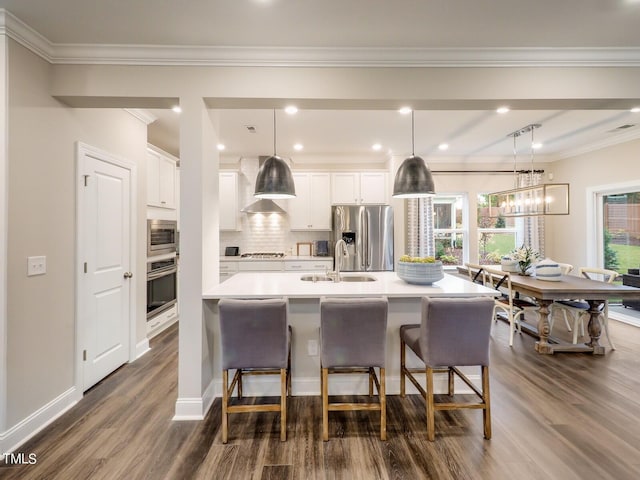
[585,300,605,355]
[535,300,554,354]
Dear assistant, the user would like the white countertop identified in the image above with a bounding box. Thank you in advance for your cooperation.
[203,271,498,299]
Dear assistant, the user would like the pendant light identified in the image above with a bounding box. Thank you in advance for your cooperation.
[393,110,436,198]
[254,109,296,199]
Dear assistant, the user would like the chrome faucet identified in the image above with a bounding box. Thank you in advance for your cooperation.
[332,239,349,282]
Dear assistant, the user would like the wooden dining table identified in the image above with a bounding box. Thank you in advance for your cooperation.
[505,273,640,355]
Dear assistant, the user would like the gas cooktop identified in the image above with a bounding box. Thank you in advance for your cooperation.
[239,252,285,259]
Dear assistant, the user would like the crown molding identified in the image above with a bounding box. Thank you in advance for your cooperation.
[124,108,157,125]
[0,9,54,61]
[552,128,640,161]
[42,45,640,68]
[3,9,640,67]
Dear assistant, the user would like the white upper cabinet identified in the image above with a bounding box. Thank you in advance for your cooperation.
[147,146,177,209]
[219,172,240,231]
[289,172,331,230]
[331,172,388,205]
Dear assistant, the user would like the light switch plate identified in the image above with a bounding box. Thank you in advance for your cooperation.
[307,339,318,356]
[27,256,46,276]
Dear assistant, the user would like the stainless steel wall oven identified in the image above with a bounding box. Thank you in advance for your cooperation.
[147,219,177,257]
[147,256,177,319]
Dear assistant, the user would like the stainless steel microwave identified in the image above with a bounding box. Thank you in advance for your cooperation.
[147,219,177,257]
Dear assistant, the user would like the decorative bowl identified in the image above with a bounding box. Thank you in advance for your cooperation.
[397,261,444,285]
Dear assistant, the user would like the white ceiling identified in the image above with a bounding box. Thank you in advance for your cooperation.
[3,0,640,162]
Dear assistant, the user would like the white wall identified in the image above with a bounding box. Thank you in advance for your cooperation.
[545,139,640,268]
[4,39,148,439]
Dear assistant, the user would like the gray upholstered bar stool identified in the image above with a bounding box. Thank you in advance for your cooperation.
[400,297,494,441]
[320,297,388,441]
[218,298,291,444]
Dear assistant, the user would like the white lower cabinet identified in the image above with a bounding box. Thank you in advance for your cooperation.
[220,258,334,282]
[147,304,178,338]
[220,261,239,283]
[284,260,333,272]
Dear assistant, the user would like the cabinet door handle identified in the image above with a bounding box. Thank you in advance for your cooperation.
[123,271,133,279]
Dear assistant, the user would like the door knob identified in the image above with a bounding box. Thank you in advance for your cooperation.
[123,271,133,279]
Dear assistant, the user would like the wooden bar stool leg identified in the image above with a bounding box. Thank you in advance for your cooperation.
[222,369,229,444]
[482,365,492,440]
[280,368,287,441]
[448,367,454,396]
[380,367,387,441]
[426,367,435,442]
[400,339,406,398]
[237,369,243,399]
[322,367,329,441]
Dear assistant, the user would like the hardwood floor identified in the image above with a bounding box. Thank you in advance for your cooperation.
[2,319,640,480]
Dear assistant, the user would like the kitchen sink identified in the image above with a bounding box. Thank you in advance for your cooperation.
[300,274,334,282]
[339,274,377,282]
[299,274,377,282]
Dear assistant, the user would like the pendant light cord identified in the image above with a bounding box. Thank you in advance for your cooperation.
[530,126,535,186]
[513,133,518,189]
[273,109,277,156]
[411,110,415,156]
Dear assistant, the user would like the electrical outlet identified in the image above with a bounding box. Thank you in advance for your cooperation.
[27,256,46,276]
[307,339,318,356]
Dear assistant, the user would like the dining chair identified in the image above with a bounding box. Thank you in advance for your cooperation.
[400,297,494,441]
[481,265,539,347]
[551,267,618,349]
[218,298,292,443]
[320,297,388,441]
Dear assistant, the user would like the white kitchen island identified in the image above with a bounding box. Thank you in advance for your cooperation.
[203,272,498,397]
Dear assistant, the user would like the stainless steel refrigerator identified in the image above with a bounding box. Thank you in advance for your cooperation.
[332,205,394,271]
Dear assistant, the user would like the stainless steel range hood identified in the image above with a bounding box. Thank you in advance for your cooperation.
[240,199,286,214]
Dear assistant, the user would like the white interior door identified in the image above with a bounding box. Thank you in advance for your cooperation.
[79,146,132,390]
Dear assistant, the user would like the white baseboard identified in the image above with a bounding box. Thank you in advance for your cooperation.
[135,338,150,360]
[173,378,216,421]
[0,387,79,454]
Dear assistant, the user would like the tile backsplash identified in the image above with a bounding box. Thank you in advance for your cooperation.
[220,214,331,256]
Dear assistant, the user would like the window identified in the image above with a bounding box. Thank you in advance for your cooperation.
[602,191,640,276]
[406,194,467,267]
[477,193,518,264]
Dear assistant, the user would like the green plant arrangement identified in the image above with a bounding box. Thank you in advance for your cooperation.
[398,255,437,263]
[510,244,541,275]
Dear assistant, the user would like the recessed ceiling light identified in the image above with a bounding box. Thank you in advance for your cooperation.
[372,143,382,151]
[172,105,182,113]
[398,107,412,115]
[532,142,543,150]
[216,143,226,151]
[438,143,449,151]
[285,105,298,115]
[293,143,304,151]
[496,106,510,114]
[631,107,640,113]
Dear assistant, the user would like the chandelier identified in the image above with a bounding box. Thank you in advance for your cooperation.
[488,124,569,217]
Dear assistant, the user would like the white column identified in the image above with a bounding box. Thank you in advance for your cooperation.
[174,96,220,420]
[0,33,8,433]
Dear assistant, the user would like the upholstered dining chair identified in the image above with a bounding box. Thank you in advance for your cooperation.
[400,296,495,441]
[218,298,292,443]
[551,267,618,349]
[320,297,388,441]
[480,265,539,347]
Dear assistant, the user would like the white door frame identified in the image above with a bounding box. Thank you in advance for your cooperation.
[75,141,138,393]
